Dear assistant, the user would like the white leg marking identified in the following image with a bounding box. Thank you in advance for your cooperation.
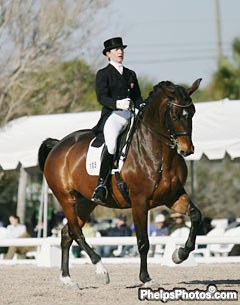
[95,260,110,284]
[59,274,79,288]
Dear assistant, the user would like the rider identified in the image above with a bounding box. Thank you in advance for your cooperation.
[91,37,143,204]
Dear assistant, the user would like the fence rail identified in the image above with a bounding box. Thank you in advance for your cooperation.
[0,236,239,267]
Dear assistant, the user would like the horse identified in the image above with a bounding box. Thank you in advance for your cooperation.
[38,78,202,287]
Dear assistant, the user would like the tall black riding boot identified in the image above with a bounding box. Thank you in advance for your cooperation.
[91,149,113,204]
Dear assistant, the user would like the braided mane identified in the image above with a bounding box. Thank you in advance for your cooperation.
[145,81,190,104]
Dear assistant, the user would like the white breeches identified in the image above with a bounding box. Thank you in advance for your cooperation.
[103,110,132,154]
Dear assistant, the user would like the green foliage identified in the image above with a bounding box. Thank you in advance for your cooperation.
[138,77,155,100]
[0,170,19,224]
[185,156,240,218]
[28,59,100,116]
[204,37,240,100]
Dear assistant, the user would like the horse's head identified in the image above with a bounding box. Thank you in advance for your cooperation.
[144,78,201,157]
[160,78,202,156]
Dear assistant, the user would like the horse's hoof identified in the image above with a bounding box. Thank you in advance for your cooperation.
[60,275,80,289]
[95,261,110,285]
[95,272,110,285]
[172,248,183,264]
[142,280,159,289]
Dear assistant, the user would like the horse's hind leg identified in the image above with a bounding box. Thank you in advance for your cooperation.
[171,195,202,263]
[60,223,76,286]
[59,194,110,286]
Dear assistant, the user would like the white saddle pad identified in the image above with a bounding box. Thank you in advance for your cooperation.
[86,139,124,176]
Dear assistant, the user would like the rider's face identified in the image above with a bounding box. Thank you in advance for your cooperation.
[106,48,124,63]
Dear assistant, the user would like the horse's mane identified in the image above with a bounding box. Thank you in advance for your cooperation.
[145,81,189,104]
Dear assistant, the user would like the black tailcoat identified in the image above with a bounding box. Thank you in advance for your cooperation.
[92,64,143,135]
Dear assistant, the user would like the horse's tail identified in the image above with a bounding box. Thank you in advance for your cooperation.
[38,138,59,172]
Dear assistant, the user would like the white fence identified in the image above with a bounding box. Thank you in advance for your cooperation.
[0,236,240,267]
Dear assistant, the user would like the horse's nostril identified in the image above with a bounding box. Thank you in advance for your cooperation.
[181,151,188,157]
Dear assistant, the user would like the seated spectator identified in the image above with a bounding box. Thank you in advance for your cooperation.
[6,215,26,238]
[96,214,132,257]
[169,213,190,237]
[4,215,36,259]
[152,214,169,236]
[151,214,169,257]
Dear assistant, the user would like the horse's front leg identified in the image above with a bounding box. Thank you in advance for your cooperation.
[132,198,151,284]
[171,194,202,263]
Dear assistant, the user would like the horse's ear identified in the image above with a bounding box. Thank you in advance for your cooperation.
[187,78,202,96]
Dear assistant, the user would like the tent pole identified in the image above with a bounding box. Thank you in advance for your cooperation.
[37,177,45,238]
[190,160,195,202]
[17,166,28,224]
[43,177,48,238]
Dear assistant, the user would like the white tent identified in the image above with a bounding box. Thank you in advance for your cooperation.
[0,99,240,170]
[186,99,240,161]
[0,111,100,170]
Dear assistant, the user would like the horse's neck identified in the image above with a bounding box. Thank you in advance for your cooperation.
[137,96,176,163]
[133,118,174,173]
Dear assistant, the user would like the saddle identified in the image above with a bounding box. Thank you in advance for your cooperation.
[87,112,138,176]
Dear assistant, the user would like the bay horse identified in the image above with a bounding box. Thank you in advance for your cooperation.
[38,78,202,287]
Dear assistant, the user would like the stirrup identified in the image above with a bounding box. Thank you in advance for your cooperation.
[91,184,108,204]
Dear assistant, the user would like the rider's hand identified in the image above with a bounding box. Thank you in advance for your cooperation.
[116,98,131,110]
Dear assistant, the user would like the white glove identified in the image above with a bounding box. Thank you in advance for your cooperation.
[116,98,131,110]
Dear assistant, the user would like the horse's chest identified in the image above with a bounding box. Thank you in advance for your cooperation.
[153,170,181,201]
[162,172,179,189]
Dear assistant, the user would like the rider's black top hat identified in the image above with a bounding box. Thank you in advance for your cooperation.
[102,37,127,55]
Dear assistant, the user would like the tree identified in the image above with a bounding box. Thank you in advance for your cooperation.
[0,0,110,125]
[208,38,240,100]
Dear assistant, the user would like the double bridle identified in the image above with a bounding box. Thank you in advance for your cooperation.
[140,98,193,149]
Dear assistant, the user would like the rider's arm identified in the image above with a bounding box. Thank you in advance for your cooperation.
[95,69,117,110]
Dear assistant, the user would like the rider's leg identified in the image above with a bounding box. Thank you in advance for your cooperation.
[91,146,113,204]
[91,111,129,204]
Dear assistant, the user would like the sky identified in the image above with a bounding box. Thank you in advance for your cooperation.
[92,0,240,88]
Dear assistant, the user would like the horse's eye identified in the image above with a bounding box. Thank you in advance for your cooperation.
[182,109,188,119]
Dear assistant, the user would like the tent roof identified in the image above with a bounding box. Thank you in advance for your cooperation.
[187,99,240,161]
[0,111,100,170]
[0,99,239,170]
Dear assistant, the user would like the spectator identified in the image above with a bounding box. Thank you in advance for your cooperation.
[4,215,36,259]
[96,214,132,257]
[152,214,169,236]
[169,213,190,237]
[151,214,169,257]
[31,204,56,237]
[6,215,26,238]
[51,211,66,237]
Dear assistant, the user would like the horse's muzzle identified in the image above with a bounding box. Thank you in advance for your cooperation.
[180,145,194,157]
[177,143,194,157]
